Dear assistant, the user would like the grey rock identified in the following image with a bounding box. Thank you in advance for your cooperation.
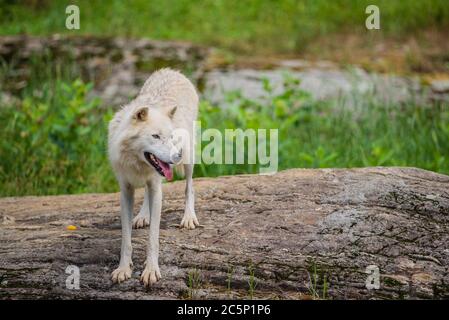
[430,79,449,93]
[0,167,448,299]
[203,67,427,106]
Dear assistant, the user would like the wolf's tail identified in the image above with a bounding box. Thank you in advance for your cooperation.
[174,164,185,178]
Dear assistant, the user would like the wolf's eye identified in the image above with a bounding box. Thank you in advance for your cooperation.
[152,134,160,139]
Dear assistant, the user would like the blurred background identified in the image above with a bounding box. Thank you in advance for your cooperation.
[0,0,448,196]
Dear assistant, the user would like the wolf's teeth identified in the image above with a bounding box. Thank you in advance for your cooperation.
[145,153,164,176]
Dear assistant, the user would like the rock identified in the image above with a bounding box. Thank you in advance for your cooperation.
[430,80,449,94]
[2,35,448,108]
[0,167,448,299]
[203,68,426,106]
[0,92,20,107]
[0,35,211,106]
[1,214,15,225]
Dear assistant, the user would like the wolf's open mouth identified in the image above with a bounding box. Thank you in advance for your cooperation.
[144,152,173,181]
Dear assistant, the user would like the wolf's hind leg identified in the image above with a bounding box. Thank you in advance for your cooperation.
[180,163,199,229]
[133,186,150,229]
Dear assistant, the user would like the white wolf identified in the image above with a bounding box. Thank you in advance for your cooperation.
[108,68,199,286]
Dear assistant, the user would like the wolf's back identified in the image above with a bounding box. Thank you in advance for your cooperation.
[140,68,196,98]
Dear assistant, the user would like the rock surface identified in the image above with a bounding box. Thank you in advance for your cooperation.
[1,167,448,300]
[203,68,425,106]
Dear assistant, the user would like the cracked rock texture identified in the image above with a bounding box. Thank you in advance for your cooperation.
[0,167,448,299]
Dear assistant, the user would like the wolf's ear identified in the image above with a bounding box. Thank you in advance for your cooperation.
[168,106,177,119]
[134,107,148,121]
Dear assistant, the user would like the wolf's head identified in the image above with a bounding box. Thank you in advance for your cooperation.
[109,105,182,181]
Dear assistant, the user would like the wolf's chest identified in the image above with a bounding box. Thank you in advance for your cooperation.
[123,167,154,187]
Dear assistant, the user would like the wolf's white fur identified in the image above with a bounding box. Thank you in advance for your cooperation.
[108,68,199,286]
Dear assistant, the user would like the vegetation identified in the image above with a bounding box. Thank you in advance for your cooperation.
[307,262,329,300]
[186,268,202,299]
[247,263,258,299]
[1,64,448,196]
[0,79,115,196]
[0,1,448,196]
[1,0,448,54]
[199,76,449,178]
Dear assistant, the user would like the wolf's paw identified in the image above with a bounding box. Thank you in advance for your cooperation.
[132,214,149,229]
[180,213,199,230]
[111,265,132,283]
[140,264,161,287]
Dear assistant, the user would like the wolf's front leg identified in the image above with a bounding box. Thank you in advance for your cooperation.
[180,163,199,229]
[133,185,150,229]
[141,178,162,286]
[111,182,134,283]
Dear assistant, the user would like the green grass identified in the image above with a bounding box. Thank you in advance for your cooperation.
[1,0,448,54]
[0,55,448,197]
[307,262,329,300]
[247,262,258,299]
[198,75,449,178]
[186,268,202,299]
[0,79,115,196]
[0,54,116,196]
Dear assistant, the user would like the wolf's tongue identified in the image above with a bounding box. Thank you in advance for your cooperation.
[158,159,173,181]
